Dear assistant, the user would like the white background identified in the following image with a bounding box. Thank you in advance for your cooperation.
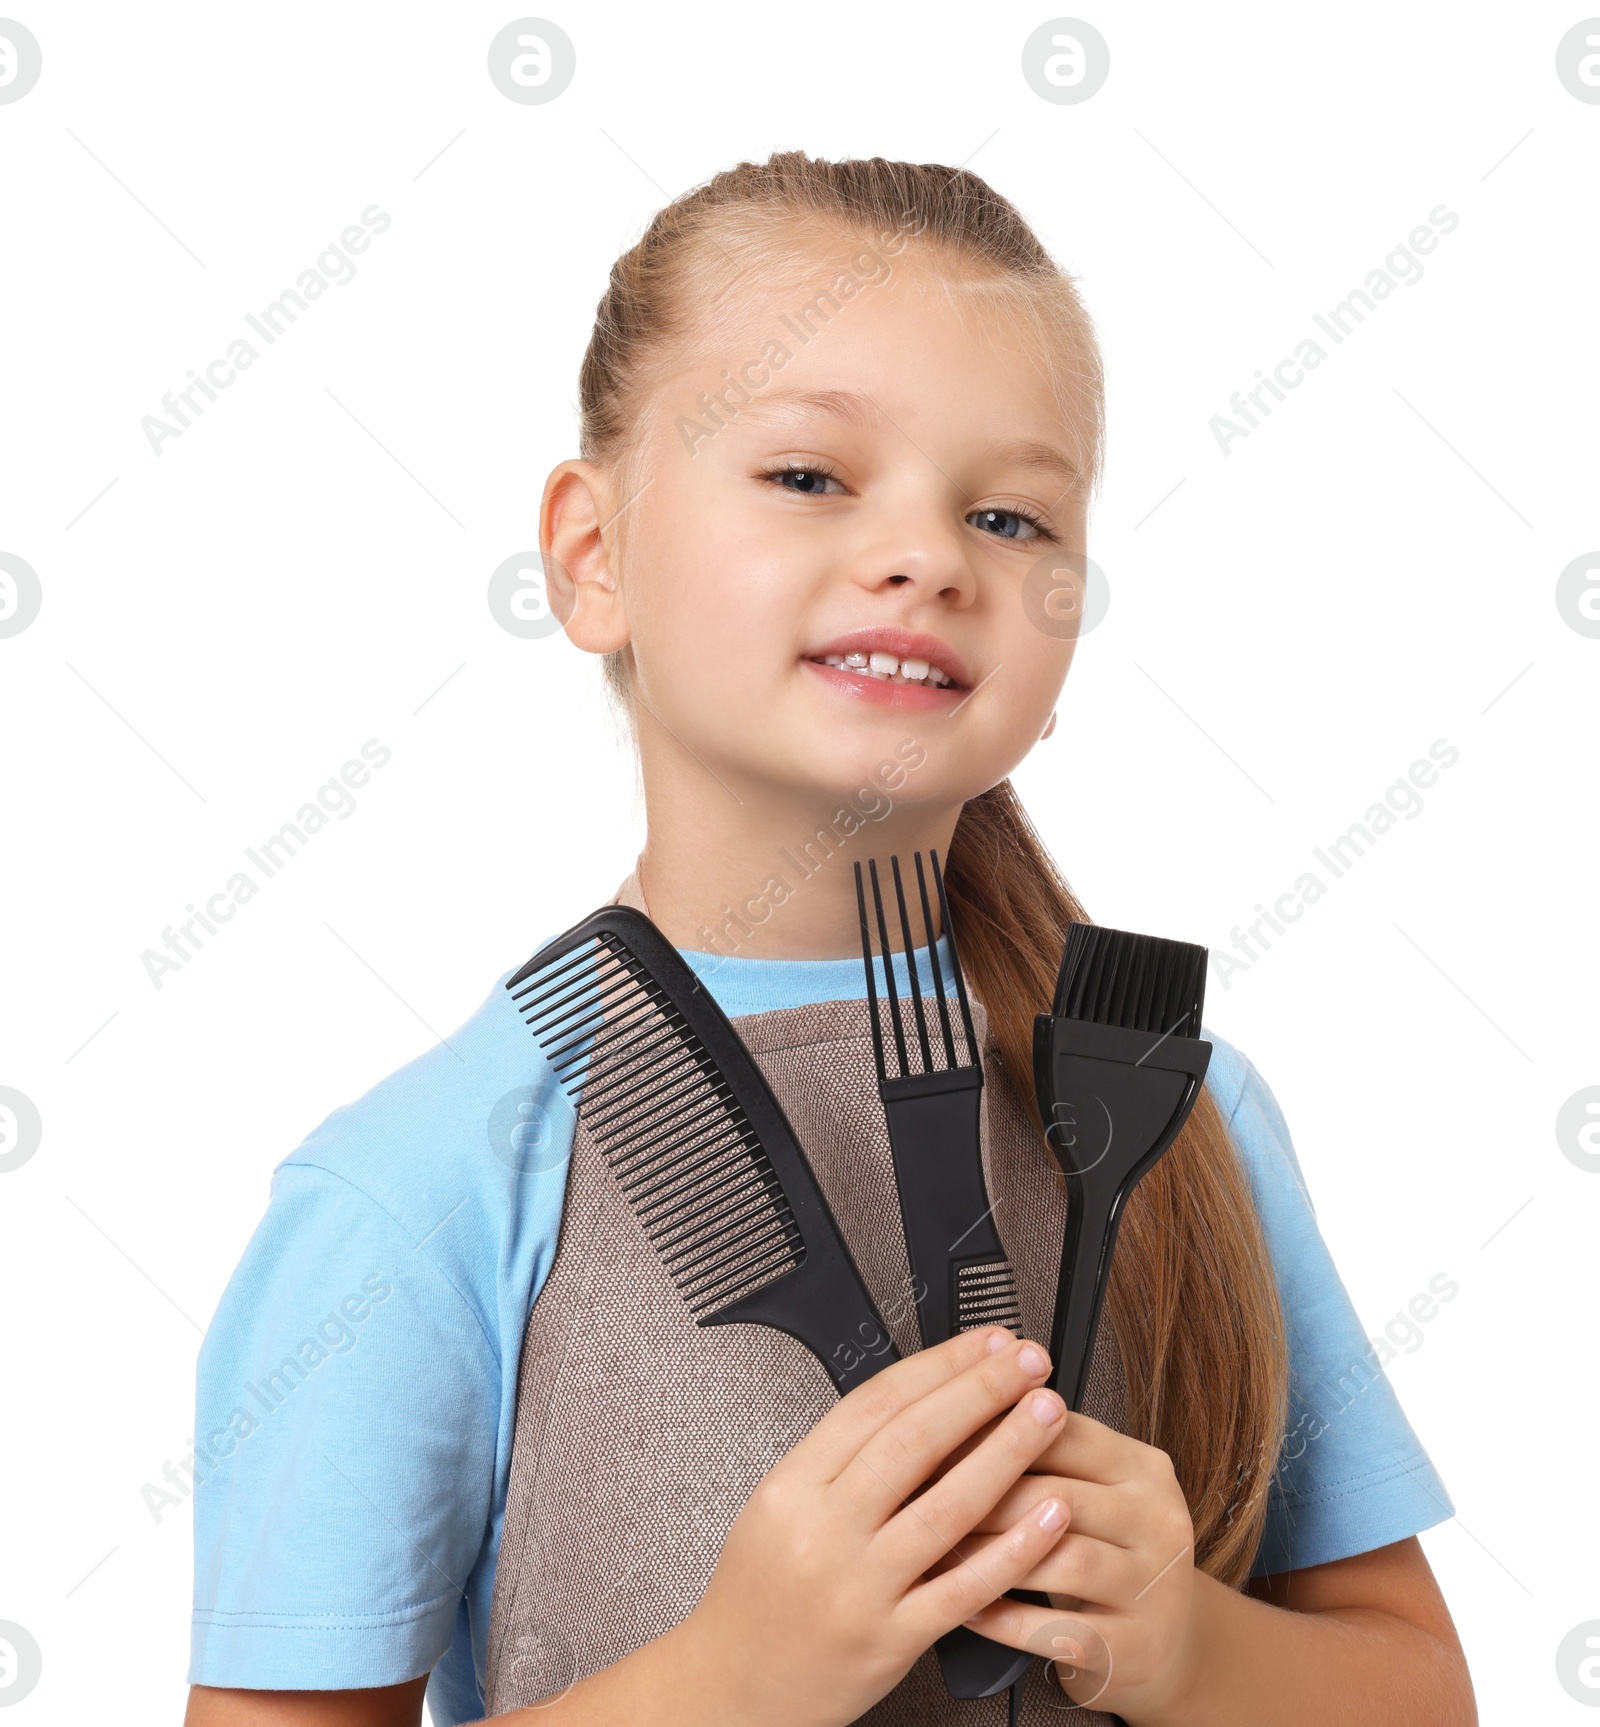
[2,2,1597,1722]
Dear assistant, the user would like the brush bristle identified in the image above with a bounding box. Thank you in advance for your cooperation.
[509,934,803,1318]
[1051,924,1208,1038]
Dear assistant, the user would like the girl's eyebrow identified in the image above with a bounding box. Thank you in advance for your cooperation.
[737,387,1081,486]
[736,386,882,428]
[987,438,1082,487]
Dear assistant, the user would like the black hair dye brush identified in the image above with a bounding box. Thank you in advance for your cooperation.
[944,920,1215,1706]
[1036,923,1213,1414]
[505,905,901,1392]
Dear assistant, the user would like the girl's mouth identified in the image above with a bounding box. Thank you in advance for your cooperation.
[801,648,968,709]
[808,649,956,688]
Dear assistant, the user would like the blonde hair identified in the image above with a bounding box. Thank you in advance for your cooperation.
[573,150,1287,1586]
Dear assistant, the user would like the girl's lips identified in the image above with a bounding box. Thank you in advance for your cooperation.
[801,658,963,709]
[807,628,970,688]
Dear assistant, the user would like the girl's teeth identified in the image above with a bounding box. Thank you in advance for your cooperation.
[815,650,954,687]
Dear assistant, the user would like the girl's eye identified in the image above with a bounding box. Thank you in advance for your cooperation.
[764,462,845,496]
[968,505,1053,543]
[763,465,1055,543]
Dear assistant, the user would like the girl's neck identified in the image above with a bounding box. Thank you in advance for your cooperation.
[634,775,960,964]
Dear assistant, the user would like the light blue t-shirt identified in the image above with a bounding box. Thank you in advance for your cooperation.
[188,938,1453,1724]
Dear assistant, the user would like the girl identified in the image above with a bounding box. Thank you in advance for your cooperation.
[185,153,1475,1726]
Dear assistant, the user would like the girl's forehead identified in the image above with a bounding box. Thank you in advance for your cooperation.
[681,223,991,324]
[664,265,1057,400]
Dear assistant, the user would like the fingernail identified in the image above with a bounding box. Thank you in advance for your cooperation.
[1029,1389,1061,1425]
[1037,1498,1065,1531]
[1018,1343,1048,1377]
[985,1328,1010,1354]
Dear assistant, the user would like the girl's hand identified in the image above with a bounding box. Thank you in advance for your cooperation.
[941,1410,1200,1719]
[671,1326,1072,1727]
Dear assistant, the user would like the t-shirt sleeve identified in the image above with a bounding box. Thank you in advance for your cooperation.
[188,1161,499,1689]
[1223,1050,1456,1578]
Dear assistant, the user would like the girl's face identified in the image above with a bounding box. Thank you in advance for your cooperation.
[560,243,1090,818]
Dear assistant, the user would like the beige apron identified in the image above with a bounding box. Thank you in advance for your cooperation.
[483,870,1126,1722]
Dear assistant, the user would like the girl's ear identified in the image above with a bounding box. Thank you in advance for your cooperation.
[540,459,631,653]
[1041,710,1058,740]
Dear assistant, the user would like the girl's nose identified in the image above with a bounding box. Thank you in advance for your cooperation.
[846,496,977,607]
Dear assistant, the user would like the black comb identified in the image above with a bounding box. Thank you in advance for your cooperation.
[854,850,1022,1346]
[505,904,900,1393]
[855,851,1028,1704]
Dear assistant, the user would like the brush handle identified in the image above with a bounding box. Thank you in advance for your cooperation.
[936,1018,1213,1701]
[1038,1018,1210,1409]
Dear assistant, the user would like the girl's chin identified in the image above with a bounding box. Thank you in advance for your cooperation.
[799,657,965,712]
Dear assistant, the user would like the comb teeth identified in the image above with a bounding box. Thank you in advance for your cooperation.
[955,1259,1024,1334]
[1051,923,1208,1038]
[854,849,981,1083]
[510,934,803,1318]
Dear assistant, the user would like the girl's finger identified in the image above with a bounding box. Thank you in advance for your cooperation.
[786,1326,1018,1485]
[896,1488,1073,1645]
[967,1475,1133,1548]
[922,1402,1130,1489]
[931,1526,1144,1610]
[831,1337,1056,1519]
[1030,1408,1154,1486]
[1024,1530,1154,1608]
[910,1409,1005,1484]
[870,1383,1067,1584]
